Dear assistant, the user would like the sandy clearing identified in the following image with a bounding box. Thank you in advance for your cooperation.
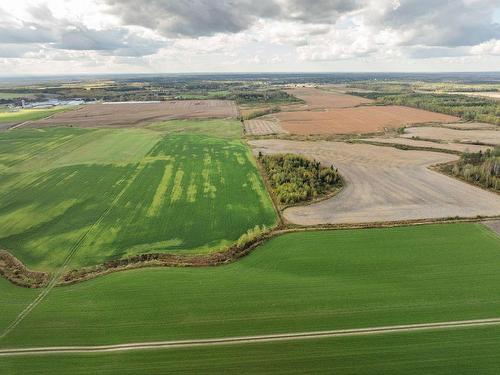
[275,105,460,135]
[249,139,500,225]
[2,317,500,356]
[286,87,374,109]
[403,127,500,146]
[22,100,238,128]
[244,119,287,135]
[361,137,493,153]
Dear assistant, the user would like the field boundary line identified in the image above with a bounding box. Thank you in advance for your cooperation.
[0,161,147,339]
[1,318,500,356]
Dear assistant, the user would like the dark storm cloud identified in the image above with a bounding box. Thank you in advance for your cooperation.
[372,0,500,47]
[0,4,164,57]
[104,0,361,37]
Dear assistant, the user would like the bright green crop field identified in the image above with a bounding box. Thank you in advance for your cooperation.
[0,122,276,271]
[2,326,499,374]
[1,223,499,348]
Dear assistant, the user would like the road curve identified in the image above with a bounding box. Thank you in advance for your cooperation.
[1,318,500,357]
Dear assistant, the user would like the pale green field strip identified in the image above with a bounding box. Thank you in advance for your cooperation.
[1,325,500,374]
[2,317,500,356]
[1,224,499,348]
[0,106,73,124]
[147,119,243,139]
[0,125,276,271]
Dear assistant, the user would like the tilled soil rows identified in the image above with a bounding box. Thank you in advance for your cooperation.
[244,119,287,135]
[402,126,500,146]
[22,100,238,128]
[249,139,500,225]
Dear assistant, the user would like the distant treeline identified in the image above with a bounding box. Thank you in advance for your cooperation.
[354,92,500,125]
[259,153,342,205]
[442,148,500,191]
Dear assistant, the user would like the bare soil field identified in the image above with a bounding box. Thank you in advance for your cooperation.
[249,139,500,225]
[244,119,287,135]
[286,87,373,109]
[274,105,459,135]
[403,127,500,146]
[440,122,496,130]
[448,92,500,100]
[22,100,238,128]
[361,137,492,153]
[483,220,500,236]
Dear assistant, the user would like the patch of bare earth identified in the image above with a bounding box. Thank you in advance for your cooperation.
[483,220,500,236]
[275,106,459,135]
[402,127,500,146]
[244,119,287,135]
[22,100,238,128]
[286,87,374,109]
[361,137,493,153]
[249,139,500,225]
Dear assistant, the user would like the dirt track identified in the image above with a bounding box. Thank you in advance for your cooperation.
[1,317,499,356]
[22,100,238,128]
[249,140,500,225]
[403,126,500,146]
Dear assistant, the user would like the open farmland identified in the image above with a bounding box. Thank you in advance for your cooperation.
[244,119,287,135]
[275,105,460,135]
[286,87,374,108]
[361,137,493,153]
[1,224,500,350]
[439,122,496,130]
[0,124,276,271]
[22,100,238,128]
[249,139,500,225]
[402,126,500,146]
[0,107,72,130]
[2,326,500,374]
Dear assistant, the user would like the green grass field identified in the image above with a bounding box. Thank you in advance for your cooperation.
[0,106,72,124]
[0,123,276,271]
[1,224,499,348]
[2,326,499,374]
[147,119,243,139]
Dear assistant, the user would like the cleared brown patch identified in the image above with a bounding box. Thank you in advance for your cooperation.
[276,105,459,135]
[249,139,500,225]
[286,87,373,108]
[361,137,493,153]
[23,100,238,128]
[403,126,500,146]
[244,119,287,135]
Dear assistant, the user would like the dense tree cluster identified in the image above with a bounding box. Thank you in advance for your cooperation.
[444,148,500,191]
[355,92,500,125]
[259,153,342,205]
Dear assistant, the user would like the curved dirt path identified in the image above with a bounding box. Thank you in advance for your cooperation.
[1,318,500,356]
[249,140,500,225]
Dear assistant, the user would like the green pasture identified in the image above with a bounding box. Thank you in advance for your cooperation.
[1,223,499,348]
[2,326,499,374]
[0,124,276,271]
[0,106,72,124]
[147,119,242,139]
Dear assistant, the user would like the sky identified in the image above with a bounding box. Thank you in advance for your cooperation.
[0,0,499,75]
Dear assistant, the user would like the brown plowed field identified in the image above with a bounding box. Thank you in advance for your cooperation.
[23,100,238,128]
[249,139,500,225]
[286,87,374,109]
[361,137,493,153]
[403,127,500,146]
[244,119,287,135]
[275,105,459,135]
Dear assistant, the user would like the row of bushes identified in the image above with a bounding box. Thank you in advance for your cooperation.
[259,153,342,205]
[443,148,500,190]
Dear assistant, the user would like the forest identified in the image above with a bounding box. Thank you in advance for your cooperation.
[258,153,342,205]
[441,148,500,191]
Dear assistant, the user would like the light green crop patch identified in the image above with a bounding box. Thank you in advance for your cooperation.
[0,128,277,271]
